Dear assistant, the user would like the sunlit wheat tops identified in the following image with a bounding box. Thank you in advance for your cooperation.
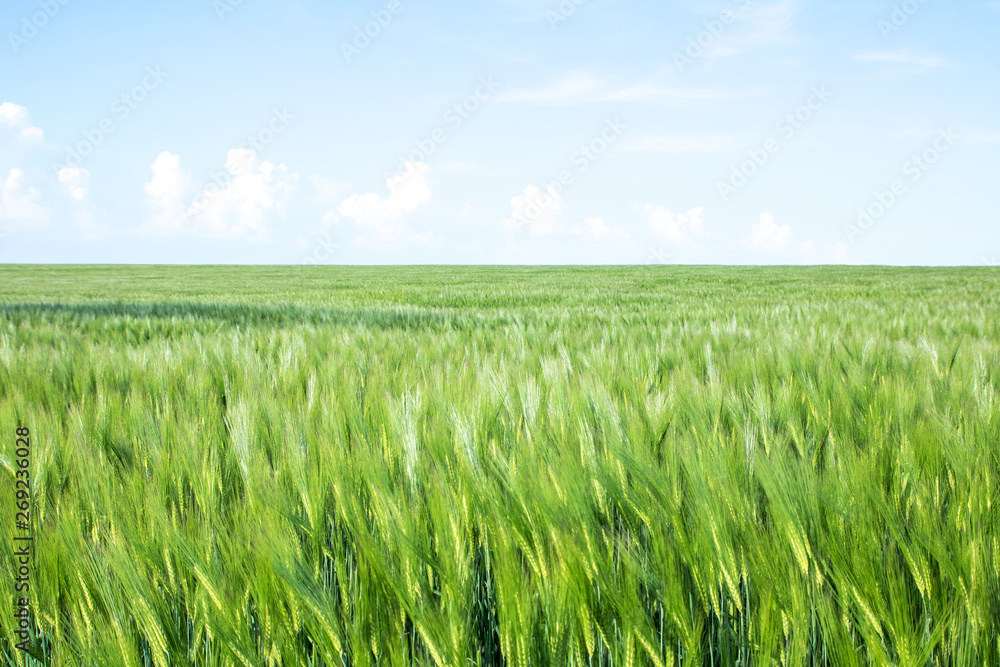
[0,265,998,666]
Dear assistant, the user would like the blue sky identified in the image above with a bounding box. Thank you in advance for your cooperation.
[1,0,997,265]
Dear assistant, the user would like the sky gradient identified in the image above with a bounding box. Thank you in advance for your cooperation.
[1,0,998,265]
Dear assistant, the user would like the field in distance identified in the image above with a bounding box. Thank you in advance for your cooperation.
[0,266,998,666]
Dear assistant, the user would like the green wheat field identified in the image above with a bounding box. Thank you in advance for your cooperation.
[1,265,998,666]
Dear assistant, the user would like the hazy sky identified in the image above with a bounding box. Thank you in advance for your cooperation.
[1,0,997,265]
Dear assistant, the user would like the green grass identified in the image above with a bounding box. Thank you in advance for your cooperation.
[1,265,998,666]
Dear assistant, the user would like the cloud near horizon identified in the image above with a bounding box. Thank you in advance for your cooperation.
[502,184,564,237]
[334,162,432,243]
[645,205,707,247]
[743,213,816,259]
[143,149,297,241]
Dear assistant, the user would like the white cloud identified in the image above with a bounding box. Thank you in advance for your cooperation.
[0,102,44,142]
[58,167,90,201]
[744,212,791,254]
[0,168,48,225]
[736,0,800,48]
[0,103,30,127]
[832,242,860,265]
[0,106,96,235]
[743,213,816,260]
[17,127,44,142]
[55,167,107,238]
[572,216,630,244]
[336,162,432,242]
[645,205,706,245]
[144,152,191,233]
[854,50,946,68]
[502,184,563,236]
[143,149,297,240]
[686,0,801,68]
